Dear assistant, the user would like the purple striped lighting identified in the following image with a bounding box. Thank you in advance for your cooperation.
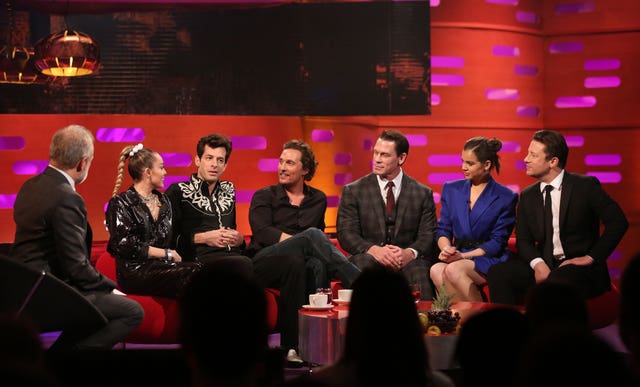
[584,76,621,88]
[163,175,190,188]
[230,136,267,150]
[236,190,256,204]
[492,46,520,57]
[334,153,352,166]
[13,160,48,175]
[584,59,620,71]
[431,56,464,68]
[431,74,464,86]
[549,41,583,54]
[555,96,596,108]
[433,192,441,205]
[327,196,340,208]
[428,155,460,167]
[514,65,538,76]
[554,1,595,14]
[160,153,192,167]
[486,0,518,4]
[334,173,352,186]
[406,135,427,147]
[312,130,334,143]
[96,128,145,142]
[432,93,441,106]
[501,142,521,153]
[486,89,519,100]
[258,158,279,172]
[506,184,520,194]
[609,267,622,280]
[516,11,539,24]
[0,136,26,150]
[0,194,17,209]
[363,139,373,151]
[586,172,621,184]
[515,160,526,171]
[565,135,585,147]
[517,106,540,117]
[608,250,623,262]
[585,154,621,166]
[428,172,464,185]
[430,0,440,7]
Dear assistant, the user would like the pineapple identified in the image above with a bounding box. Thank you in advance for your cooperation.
[431,284,455,311]
[426,284,461,334]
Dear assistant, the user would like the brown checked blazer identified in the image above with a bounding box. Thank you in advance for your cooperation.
[337,172,437,261]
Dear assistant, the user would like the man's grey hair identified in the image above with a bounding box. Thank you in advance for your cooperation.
[49,125,95,169]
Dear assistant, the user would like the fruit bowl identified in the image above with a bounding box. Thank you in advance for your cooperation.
[426,310,461,334]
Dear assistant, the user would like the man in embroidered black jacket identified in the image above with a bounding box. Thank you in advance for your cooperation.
[166,133,306,362]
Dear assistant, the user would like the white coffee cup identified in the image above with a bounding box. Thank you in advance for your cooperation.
[309,293,329,306]
[338,289,353,302]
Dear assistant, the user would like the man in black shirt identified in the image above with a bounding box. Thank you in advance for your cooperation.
[167,134,306,366]
[247,140,361,293]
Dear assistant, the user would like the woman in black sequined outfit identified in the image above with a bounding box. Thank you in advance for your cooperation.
[105,144,201,298]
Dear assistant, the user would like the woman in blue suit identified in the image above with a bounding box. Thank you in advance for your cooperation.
[430,137,517,302]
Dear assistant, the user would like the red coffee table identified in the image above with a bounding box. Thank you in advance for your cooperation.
[298,301,523,368]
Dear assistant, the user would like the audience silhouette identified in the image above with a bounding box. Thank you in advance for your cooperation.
[178,265,278,387]
[619,252,640,379]
[287,265,453,387]
[454,307,528,387]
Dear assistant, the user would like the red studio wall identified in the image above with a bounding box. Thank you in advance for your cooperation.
[1,0,639,282]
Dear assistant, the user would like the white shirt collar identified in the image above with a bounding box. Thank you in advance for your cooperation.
[377,169,404,190]
[541,169,565,193]
[49,164,76,191]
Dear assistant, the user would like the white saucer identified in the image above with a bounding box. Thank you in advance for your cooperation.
[333,298,350,305]
[302,304,334,310]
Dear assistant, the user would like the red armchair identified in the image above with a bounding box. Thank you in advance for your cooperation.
[95,251,279,344]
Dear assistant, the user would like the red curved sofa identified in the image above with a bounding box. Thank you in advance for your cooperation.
[95,251,279,344]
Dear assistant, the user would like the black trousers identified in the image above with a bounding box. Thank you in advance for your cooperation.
[252,254,306,349]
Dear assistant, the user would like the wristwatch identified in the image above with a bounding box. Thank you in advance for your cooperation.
[165,249,173,261]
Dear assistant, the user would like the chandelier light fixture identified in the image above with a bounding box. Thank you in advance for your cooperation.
[0,1,44,84]
[0,45,42,84]
[34,29,100,77]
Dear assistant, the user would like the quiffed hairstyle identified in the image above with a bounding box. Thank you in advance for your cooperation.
[532,130,569,169]
[283,139,318,181]
[197,134,232,162]
[464,136,503,174]
[379,130,409,157]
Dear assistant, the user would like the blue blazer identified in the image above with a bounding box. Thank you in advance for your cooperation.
[437,178,517,274]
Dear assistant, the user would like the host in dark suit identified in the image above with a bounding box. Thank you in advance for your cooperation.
[431,137,517,302]
[487,130,628,304]
[11,125,144,350]
[337,130,437,299]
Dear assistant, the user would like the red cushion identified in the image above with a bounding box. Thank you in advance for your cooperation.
[95,250,279,343]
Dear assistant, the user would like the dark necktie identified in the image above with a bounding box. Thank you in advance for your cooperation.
[543,185,554,262]
[385,181,395,217]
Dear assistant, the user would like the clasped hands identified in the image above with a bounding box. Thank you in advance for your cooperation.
[201,227,244,248]
[368,244,414,270]
[438,245,464,263]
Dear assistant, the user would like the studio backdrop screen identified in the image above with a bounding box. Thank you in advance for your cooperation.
[1,1,430,115]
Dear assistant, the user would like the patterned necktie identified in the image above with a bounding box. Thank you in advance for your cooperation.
[386,181,395,217]
[543,185,554,262]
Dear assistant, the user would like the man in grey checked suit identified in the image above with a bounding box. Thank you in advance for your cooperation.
[337,130,436,299]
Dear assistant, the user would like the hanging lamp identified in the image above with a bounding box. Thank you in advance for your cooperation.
[0,45,42,84]
[34,29,100,77]
[0,1,45,84]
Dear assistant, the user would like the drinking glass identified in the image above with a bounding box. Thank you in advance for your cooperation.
[410,284,421,303]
